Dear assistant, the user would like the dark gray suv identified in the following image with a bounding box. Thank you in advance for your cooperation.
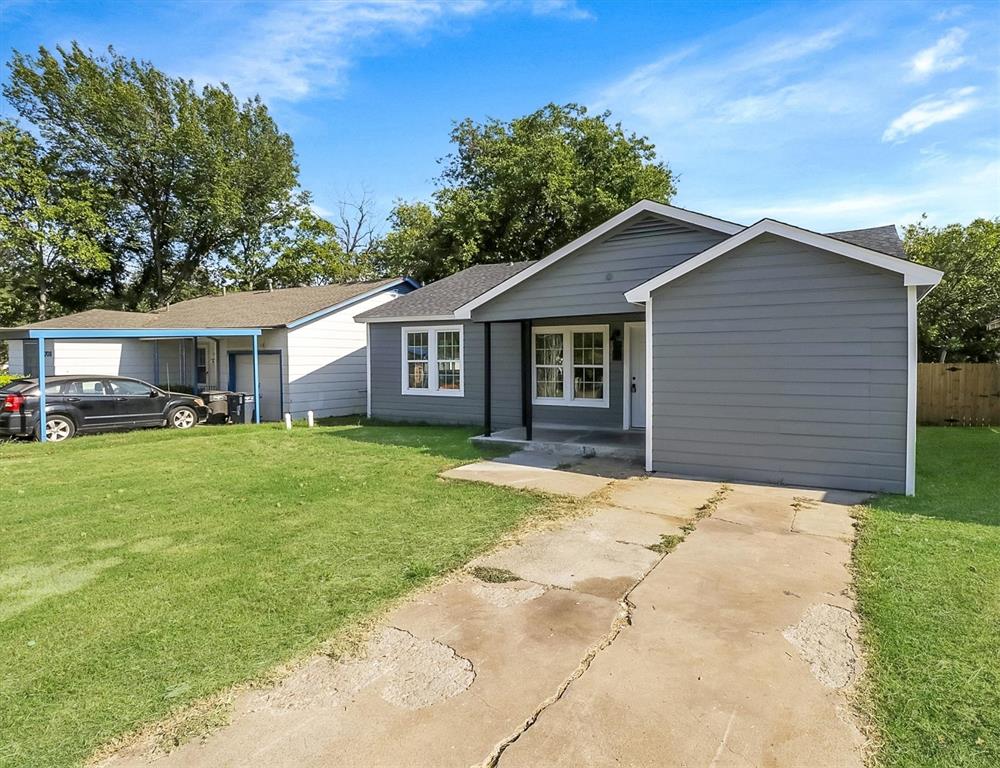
[0,376,209,442]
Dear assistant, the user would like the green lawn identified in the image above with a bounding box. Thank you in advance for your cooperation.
[0,421,544,768]
[854,427,1000,768]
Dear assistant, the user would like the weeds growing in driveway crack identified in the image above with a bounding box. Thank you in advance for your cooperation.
[647,534,684,554]
[469,566,521,583]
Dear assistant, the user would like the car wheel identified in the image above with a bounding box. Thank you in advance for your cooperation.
[37,414,76,442]
[168,406,198,430]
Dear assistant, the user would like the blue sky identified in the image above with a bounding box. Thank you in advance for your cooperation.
[2,0,998,233]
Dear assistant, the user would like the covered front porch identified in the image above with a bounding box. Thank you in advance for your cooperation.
[477,312,648,461]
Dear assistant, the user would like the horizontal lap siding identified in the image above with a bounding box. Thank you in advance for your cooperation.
[286,290,403,418]
[650,236,908,493]
[472,216,727,321]
[368,321,521,428]
[52,340,155,380]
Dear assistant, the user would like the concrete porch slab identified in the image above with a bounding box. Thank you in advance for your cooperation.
[470,426,645,460]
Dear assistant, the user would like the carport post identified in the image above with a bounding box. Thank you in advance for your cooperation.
[37,333,47,442]
[251,334,261,424]
[191,337,198,393]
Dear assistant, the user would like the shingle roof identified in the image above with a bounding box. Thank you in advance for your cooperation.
[356,261,536,320]
[24,279,405,330]
[825,225,905,259]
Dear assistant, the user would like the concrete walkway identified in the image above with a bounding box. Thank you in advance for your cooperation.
[101,454,870,768]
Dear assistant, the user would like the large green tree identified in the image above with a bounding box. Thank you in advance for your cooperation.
[0,120,109,322]
[380,103,675,282]
[4,43,301,307]
[905,217,1000,362]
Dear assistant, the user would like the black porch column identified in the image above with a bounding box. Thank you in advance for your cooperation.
[483,322,492,436]
[520,319,532,441]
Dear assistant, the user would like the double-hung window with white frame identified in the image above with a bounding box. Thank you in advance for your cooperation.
[532,325,609,408]
[401,325,464,396]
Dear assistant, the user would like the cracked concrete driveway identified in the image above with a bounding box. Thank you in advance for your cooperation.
[101,453,870,768]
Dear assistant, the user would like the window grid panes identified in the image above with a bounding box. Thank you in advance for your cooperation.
[436,331,461,390]
[533,328,607,405]
[535,333,564,399]
[572,332,605,400]
[403,327,463,395]
[406,331,429,390]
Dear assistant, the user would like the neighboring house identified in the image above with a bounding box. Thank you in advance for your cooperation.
[3,278,417,421]
[357,201,943,495]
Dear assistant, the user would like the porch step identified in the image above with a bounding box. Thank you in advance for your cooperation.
[470,430,644,461]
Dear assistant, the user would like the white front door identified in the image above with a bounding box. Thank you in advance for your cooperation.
[628,323,646,429]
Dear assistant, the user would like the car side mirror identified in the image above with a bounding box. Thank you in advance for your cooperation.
[149,390,159,397]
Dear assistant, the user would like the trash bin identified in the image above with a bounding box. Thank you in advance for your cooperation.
[200,390,232,423]
[228,392,252,424]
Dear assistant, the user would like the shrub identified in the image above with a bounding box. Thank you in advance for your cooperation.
[0,373,28,388]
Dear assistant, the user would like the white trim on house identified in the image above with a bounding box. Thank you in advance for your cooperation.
[644,298,653,472]
[365,322,372,418]
[905,285,917,496]
[453,201,744,319]
[531,324,610,409]
[624,219,944,303]
[286,278,418,328]
[361,314,457,325]
[400,325,465,397]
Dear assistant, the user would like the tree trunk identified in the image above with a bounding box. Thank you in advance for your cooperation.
[37,246,49,321]
[939,347,948,363]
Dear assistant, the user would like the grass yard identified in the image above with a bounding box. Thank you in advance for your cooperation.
[854,427,1000,768]
[0,421,545,768]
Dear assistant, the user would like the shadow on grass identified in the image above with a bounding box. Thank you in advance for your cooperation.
[869,427,1000,527]
[315,417,512,463]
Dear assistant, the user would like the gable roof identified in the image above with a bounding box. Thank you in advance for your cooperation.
[22,278,413,331]
[356,261,536,322]
[453,200,744,319]
[624,219,942,303]
[826,225,906,259]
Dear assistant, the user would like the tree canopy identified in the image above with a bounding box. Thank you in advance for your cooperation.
[0,120,110,322]
[905,217,1000,362]
[379,103,675,282]
[3,43,303,309]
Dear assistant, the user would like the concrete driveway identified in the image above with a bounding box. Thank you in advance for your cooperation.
[102,453,870,768]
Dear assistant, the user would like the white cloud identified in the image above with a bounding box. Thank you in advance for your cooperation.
[882,87,979,142]
[932,6,970,23]
[196,1,490,102]
[593,22,857,132]
[909,27,968,80]
[530,0,593,21]
[720,157,1000,230]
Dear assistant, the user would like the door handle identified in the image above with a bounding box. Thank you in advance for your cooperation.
[115,397,127,401]
[65,397,81,403]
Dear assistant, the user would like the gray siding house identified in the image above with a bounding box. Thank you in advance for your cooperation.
[357,202,942,495]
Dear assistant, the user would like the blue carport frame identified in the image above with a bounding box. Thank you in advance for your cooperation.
[11,327,263,441]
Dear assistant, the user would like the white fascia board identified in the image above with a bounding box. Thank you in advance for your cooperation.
[453,201,744,319]
[624,219,944,303]
[286,278,418,329]
[355,314,457,325]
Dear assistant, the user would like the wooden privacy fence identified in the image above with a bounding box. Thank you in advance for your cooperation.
[918,363,1000,426]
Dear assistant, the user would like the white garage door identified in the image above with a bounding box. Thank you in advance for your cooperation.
[233,354,282,422]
